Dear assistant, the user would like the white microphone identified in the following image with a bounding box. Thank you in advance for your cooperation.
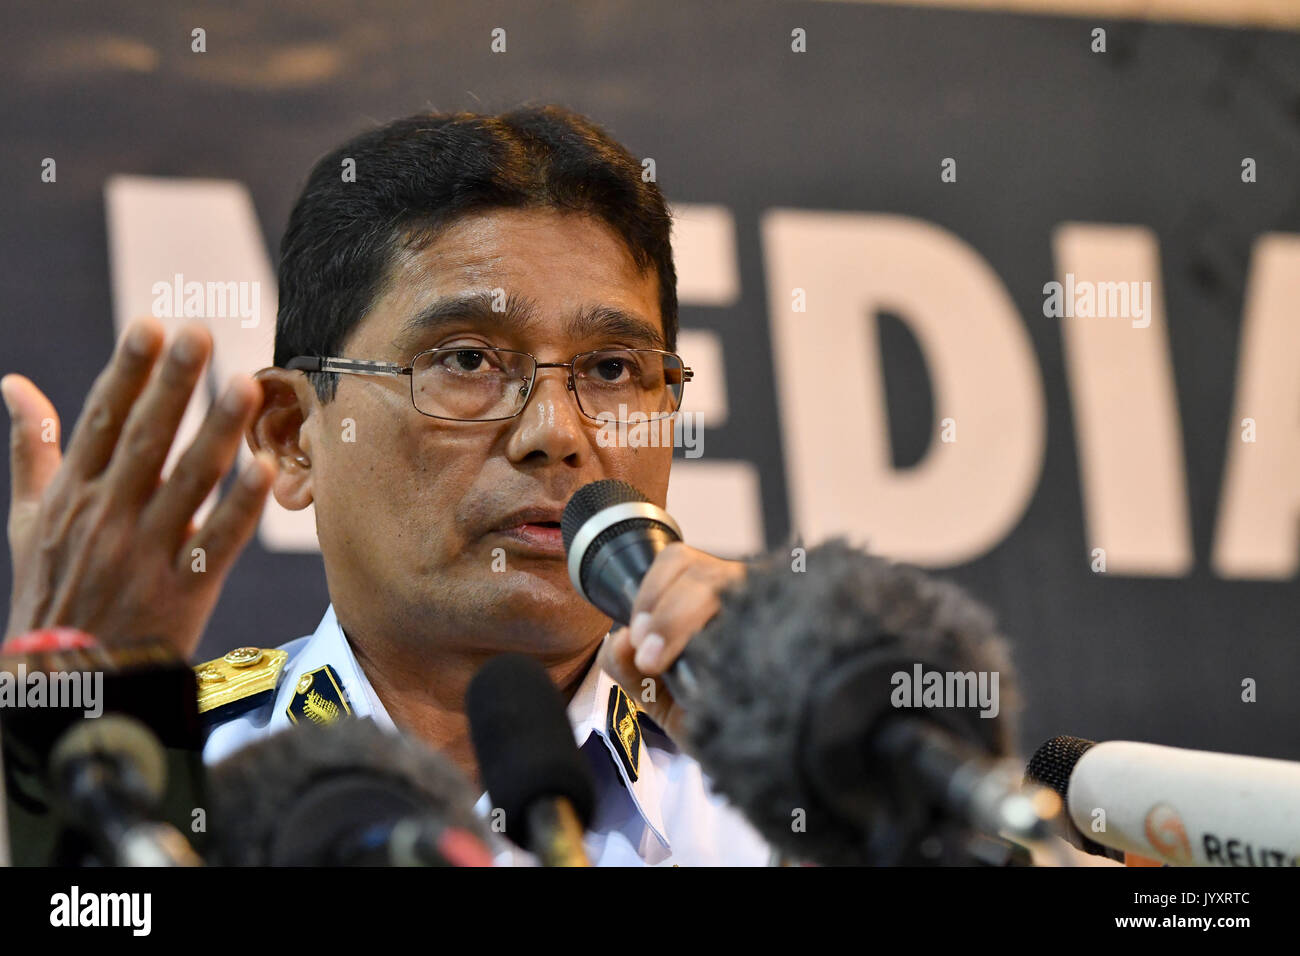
[1027,735,1300,866]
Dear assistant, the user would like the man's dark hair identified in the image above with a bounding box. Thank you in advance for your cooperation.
[274,104,678,401]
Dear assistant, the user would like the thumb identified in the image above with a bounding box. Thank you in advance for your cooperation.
[4,374,62,511]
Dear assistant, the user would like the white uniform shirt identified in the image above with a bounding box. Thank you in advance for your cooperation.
[202,605,773,866]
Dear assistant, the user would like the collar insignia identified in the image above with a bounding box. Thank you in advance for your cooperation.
[286,664,354,726]
[606,683,642,782]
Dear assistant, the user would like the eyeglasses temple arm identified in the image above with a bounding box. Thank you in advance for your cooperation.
[286,356,409,377]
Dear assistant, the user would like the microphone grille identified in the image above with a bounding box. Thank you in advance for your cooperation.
[50,714,168,803]
[1024,734,1096,798]
[466,654,596,845]
[561,479,648,552]
[1024,734,1124,861]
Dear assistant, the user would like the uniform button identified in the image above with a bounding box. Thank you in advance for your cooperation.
[223,647,263,668]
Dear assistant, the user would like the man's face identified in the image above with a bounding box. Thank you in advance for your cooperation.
[298,207,673,657]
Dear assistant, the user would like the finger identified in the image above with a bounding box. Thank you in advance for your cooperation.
[62,318,165,479]
[3,374,62,508]
[599,627,677,728]
[180,452,275,581]
[629,542,694,623]
[103,324,212,506]
[598,629,634,686]
[141,373,262,553]
[598,626,633,676]
[632,576,721,675]
[599,627,644,698]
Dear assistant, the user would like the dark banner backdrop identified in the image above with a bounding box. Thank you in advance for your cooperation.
[3,2,1299,761]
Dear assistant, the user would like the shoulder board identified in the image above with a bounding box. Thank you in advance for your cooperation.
[194,646,288,722]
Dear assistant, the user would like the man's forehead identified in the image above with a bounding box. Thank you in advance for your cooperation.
[385,290,666,353]
[357,209,666,352]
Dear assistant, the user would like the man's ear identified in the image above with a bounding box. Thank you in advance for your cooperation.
[247,368,316,511]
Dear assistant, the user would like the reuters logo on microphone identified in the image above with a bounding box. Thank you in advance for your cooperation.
[1143,803,1193,865]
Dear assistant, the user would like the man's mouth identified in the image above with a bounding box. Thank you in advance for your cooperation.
[490,509,567,556]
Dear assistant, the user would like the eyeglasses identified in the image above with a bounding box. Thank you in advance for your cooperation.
[286,347,693,423]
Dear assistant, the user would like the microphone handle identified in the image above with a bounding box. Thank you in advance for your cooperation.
[873,719,1057,843]
[588,518,700,701]
[62,760,201,866]
[526,796,592,867]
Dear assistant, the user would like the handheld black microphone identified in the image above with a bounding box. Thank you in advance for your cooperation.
[208,717,493,866]
[561,479,707,698]
[561,479,682,626]
[1027,735,1300,867]
[466,653,595,866]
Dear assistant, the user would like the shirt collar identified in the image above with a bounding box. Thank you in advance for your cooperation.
[565,639,670,849]
[279,605,670,850]
[268,604,397,735]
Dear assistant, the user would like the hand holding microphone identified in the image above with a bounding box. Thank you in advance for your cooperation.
[563,479,1062,865]
[562,479,746,746]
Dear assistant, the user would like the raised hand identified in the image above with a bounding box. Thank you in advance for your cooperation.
[4,317,276,656]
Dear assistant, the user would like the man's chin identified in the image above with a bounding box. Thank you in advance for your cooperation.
[449,562,607,637]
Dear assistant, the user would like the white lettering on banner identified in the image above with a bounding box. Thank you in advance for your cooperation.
[1213,234,1300,578]
[762,210,1046,566]
[101,180,1300,576]
[667,460,764,558]
[667,207,765,556]
[675,329,729,426]
[105,176,311,549]
[669,203,741,307]
[1053,223,1193,576]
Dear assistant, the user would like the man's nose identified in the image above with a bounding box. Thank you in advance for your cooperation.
[505,367,587,464]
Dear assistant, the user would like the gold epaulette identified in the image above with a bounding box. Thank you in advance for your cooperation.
[194,646,288,718]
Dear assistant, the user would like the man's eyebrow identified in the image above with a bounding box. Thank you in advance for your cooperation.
[392,291,539,351]
[566,304,667,350]
[393,293,667,351]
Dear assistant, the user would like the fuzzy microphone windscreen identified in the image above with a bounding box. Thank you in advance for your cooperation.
[675,539,1019,865]
[208,717,488,865]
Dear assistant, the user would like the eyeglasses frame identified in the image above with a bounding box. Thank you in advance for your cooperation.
[285,346,693,424]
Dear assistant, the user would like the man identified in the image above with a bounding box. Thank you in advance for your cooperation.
[3,106,771,865]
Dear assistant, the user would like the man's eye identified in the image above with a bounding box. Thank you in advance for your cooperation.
[593,358,628,382]
[444,349,491,372]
